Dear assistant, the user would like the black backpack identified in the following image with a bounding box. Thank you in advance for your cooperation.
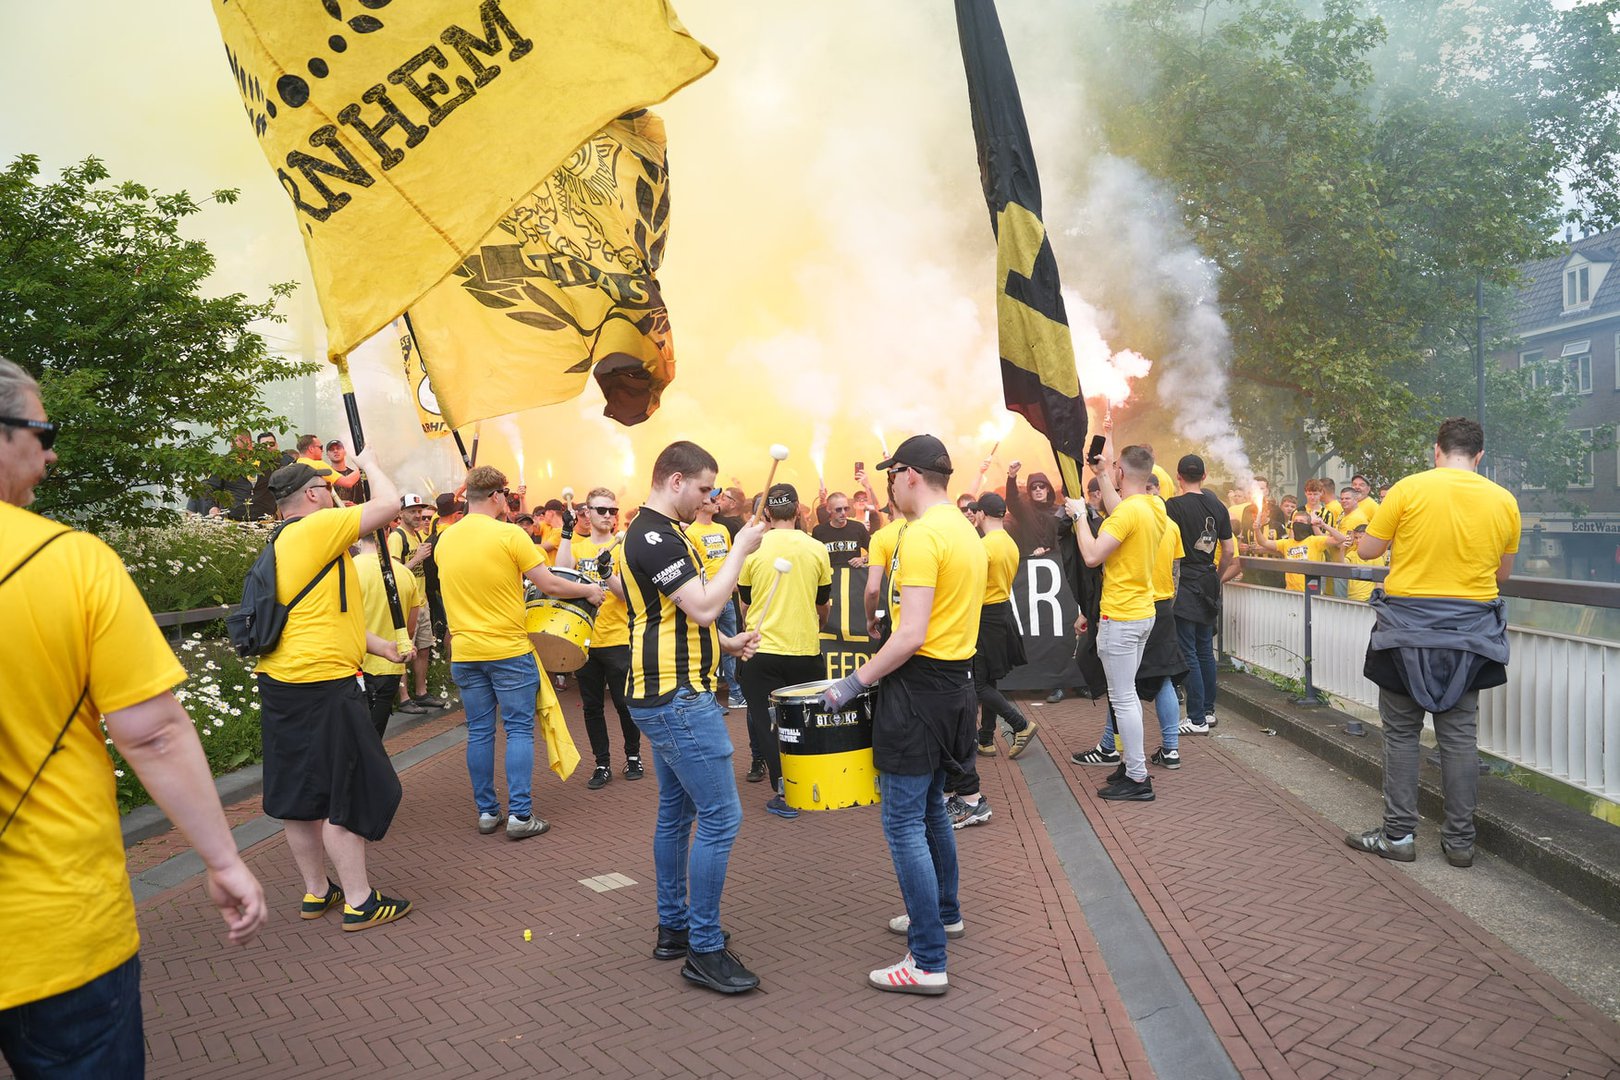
[226,521,345,658]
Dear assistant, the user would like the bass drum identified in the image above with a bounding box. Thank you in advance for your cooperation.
[524,568,597,673]
[770,679,879,811]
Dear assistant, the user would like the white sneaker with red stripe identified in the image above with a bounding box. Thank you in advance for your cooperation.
[868,953,949,995]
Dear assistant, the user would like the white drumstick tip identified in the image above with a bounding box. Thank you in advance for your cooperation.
[773,557,792,573]
[769,444,790,461]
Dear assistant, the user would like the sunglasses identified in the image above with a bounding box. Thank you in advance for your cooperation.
[590,505,619,515]
[0,416,57,451]
[885,465,916,478]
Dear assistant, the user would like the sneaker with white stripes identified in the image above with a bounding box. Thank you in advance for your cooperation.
[1178,719,1210,735]
[868,953,948,995]
[888,913,965,939]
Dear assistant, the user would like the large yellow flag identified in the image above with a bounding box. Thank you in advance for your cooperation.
[395,317,449,439]
[214,0,716,360]
[407,111,675,428]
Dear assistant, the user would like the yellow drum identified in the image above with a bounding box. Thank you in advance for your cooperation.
[524,568,597,673]
[771,680,880,811]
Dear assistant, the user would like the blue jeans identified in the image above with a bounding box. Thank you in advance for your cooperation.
[452,652,541,818]
[0,955,143,1079]
[1176,618,1217,722]
[1102,676,1180,751]
[717,598,740,696]
[630,690,742,953]
[878,768,960,972]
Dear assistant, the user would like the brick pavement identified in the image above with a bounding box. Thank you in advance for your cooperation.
[1031,692,1620,1080]
[12,687,1615,1079]
[111,688,1148,1080]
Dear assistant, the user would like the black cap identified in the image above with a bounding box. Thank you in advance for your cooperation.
[1177,454,1206,481]
[876,433,952,476]
[976,492,1007,517]
[435,492,464,516]
[268,462,330,500]
[765,483,798,510]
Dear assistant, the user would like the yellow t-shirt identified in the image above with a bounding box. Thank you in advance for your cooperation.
[0,505,186,1010]
[982,528,1020,605]
[890,503,988,661]
[356,552,423,676]
[569,533,629,649]
[1342,543,1390,602]
[387,524,431,580]
[869,519,904,578]
[685,521,731,580]
[1151,463,1175,499]
[1368,470,1519,600]
[435,512,545,662]
[538,522,562,567]
[1151,496,1186,602]
[1098,494,1165,622]
[293,454,337,483]
[1339,497,1378,532]
[740,528,833,656]
[1281,534,1335,592]
[255,506,366,683]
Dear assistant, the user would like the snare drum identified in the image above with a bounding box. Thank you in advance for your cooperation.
[524,567,598,673]
[771,680,880,811]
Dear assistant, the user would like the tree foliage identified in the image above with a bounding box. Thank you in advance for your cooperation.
[1088,0,1619,489]
[0,155,310,526]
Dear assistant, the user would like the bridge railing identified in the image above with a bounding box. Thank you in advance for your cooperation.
[1221,559,1620,801]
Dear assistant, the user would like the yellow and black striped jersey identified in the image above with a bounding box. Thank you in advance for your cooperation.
[622,507,720,705]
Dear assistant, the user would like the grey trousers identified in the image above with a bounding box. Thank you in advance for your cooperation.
[1098,616,1154,781]
[1379,687,1480,848]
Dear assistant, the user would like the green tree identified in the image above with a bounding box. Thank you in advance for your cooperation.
[1088,0,1616,490]
[0,155,309,526]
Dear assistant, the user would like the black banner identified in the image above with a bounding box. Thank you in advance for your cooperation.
[819,558,1085,691]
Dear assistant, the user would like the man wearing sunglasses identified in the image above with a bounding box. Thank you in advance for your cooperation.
[822,434,988,996]
[1,357,269,1079]
[557,487,643,789]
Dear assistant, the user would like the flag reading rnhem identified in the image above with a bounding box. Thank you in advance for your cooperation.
[214,0,716,361]
[955,0,1087,496]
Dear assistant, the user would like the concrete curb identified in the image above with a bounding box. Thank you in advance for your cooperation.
[121,706,459,848]
[1218,671,1620,923]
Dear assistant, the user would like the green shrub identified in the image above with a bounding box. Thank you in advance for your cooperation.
[103,517,269,613]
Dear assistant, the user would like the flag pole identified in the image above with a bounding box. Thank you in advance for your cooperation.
[335,355,410,645]
[403,310,475,472]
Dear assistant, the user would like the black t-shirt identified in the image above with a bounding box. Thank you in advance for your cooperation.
[714,514,743,541]
[811,520,871,570]
[1165,492,1232,572]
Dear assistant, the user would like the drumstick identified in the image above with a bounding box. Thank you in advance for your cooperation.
[755,557,793,628]
[748,444,790,525]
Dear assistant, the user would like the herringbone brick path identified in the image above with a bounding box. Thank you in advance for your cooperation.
[1036,693,1620,1080]
[112,687,1146,1079]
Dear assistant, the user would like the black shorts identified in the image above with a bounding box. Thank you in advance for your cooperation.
[972,601,1027,684]
[258,673,402,841]
[872,656,976,777]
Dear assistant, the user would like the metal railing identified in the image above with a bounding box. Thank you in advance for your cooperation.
[1221,558,1620,800]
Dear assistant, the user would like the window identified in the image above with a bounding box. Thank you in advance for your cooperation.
[1573,428,1594,489]
[1519,349,1547,389]
[1561,340,1593,394]
[1565,265,1590,308]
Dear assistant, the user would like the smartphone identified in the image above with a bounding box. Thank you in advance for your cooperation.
[855,461,864,472]
[1085,434,1106,465]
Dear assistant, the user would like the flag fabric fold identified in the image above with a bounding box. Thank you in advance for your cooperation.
[213,0,715,361]
[955,0,1087,496]
[396,316,449,439]
[406,111,677,428]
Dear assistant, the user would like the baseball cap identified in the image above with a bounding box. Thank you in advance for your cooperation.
[976,492,1007,517]
[876,434,953,476]
[1177,454,1206,481]
[268,462,330,501]
[435,493,464,516]
[401,492,427,509]
[765,483,798,510]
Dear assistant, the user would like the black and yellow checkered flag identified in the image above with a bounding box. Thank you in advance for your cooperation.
[956,0,1087,497]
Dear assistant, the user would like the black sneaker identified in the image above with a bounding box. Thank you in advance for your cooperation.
[624,756,645,781]
[1442,842,1475,868]
[745,759,767,784]
[727,691,747,710]
[1105,763,1126,783]
[653,925,730,961]
[587,765,612,790]
[1098,774,1155,802]
[395,699,428,715]
[341,888,413,932]
[1344,828,1415,862]
[1151,747,1181,770]
[682,947,760,993]
[413,694,451,710]
[300,878,341,920]
[1045,688,1065,704]
[1072,743,1121,766]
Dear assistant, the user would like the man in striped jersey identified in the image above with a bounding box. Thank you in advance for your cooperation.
[615,441,764,993]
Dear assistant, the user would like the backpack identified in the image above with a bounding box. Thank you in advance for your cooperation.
[226,521,345,658]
